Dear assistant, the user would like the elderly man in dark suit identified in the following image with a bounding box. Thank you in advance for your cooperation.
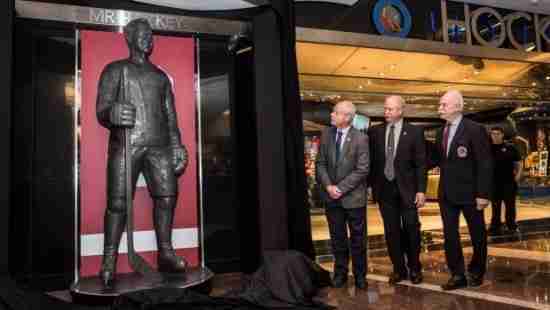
[368,95,427,285]
[316,100,370,289]
[432,90,493,290]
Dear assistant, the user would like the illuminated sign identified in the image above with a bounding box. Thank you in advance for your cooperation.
[372,0,412,38]
[447,1,550,51]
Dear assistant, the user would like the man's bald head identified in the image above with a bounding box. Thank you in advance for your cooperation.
[438,90,464,121]
[384,95,405,123]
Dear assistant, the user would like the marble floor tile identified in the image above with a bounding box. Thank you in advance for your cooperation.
[210,272,534,310]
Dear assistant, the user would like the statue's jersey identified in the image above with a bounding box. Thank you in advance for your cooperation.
[97,59,181,147]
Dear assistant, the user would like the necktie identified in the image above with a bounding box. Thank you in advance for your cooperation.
[442,123,450,157]
[384,125,395,181]
[335,129,343,162]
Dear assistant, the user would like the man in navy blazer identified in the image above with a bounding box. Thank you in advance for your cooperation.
[316,101,370,289]
[368,95,427,285]
[432,90,493,290]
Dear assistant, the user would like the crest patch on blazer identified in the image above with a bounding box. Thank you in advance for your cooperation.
[457,146,468,158]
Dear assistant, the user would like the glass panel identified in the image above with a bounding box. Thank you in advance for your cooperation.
[11,23,76,288]
[198,39,239,271]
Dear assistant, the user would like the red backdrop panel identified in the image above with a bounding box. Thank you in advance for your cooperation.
[80,30,198,277]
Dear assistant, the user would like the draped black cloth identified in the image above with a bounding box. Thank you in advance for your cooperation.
[113,251,333,310]
[0,252,331,310]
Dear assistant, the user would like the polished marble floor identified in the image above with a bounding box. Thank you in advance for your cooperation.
[48,265,545,310]
[210,272,535,310]
[366,246,550,309]
[311,202,550,309]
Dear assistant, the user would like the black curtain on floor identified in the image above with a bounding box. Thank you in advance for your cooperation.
[247,1,314,265]
[0,0,14,275]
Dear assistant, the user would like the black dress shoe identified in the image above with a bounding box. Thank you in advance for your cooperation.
[441,275,467,291]
[333,274,348,288]
[355,278,367,289]
[468,274,484,287]
[410,272,423,284]
[388,272,406,285]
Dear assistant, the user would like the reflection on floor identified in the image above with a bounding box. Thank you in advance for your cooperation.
[211,272,531,310]
[312,201,550,309]
[366,244,550,309]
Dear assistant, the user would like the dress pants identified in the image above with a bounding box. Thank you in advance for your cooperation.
[491,183,518,230]
[378,179,422,275]
[439,197,487,277]
[325,203,367,279]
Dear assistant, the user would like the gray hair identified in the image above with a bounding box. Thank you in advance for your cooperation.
[336,100,356,122]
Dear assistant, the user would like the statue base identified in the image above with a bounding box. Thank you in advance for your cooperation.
[70,266,214,305]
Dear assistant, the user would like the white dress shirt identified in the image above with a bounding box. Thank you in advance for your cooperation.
[445,115,463,157]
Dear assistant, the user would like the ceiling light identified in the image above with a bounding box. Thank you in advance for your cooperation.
[546,76,550,80]
[379,72,385,77]
[473,70,480,75]
[532,82,538,86]
[358,85,364,89]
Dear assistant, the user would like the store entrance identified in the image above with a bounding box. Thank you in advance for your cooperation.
[298,40,550,294]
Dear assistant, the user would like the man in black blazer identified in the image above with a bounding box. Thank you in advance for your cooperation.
[368,95,427,285]
[432,90,493,290]
[316,101,370,289]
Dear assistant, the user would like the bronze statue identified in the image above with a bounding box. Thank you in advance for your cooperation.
[96,18,188,286]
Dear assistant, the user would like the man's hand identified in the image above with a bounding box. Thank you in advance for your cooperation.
[326,185,342,200]
[172,145,188,177]
[414,192,426,208]
[475,197,489,210]
[110,102,136,128]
